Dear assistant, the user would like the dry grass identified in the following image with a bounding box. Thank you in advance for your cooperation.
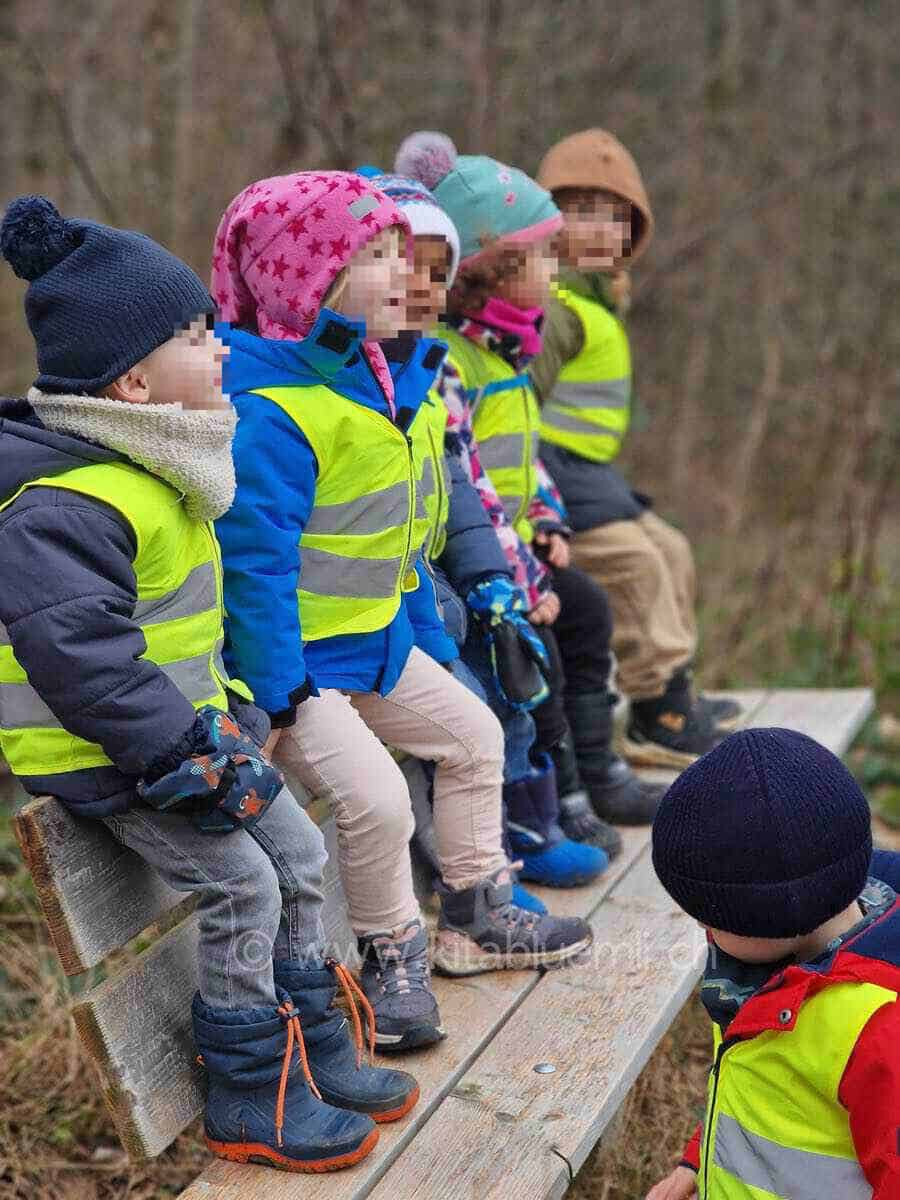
[567,997,710,1200]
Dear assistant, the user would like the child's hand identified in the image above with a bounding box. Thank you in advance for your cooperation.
[645,1166,698,1200]
[528,590,561,625]
[534,530,571,569]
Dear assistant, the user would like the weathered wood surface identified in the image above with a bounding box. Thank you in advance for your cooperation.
[71,916,203,1160]
[741,687,873,752]
[364,848,705,1200]
[14,796,187,975]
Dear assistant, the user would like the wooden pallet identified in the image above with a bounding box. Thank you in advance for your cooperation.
[8,688,874,1198]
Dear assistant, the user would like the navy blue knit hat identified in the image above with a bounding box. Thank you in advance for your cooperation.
[652,728,872,938]
[1,195,215,394]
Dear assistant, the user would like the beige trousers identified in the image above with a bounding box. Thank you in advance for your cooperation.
[571,510,698,701]
[276,646,506,936]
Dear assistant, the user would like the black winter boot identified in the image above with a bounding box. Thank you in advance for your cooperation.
[625,671,724,769]
[273,959,421,1117]
[193,990,378,1172]
[566,690,665,824]
[550,731,624,859]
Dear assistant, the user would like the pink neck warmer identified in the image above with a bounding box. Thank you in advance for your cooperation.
[468,296,545,359]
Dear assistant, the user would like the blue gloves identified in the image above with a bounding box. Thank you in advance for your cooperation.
[138,706,284,834]
[466,577,551,712]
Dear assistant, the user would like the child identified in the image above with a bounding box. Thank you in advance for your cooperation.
[0,197,416,1172]
[533,130,741,770]
[210,172,592,1052]
[363,168,611,896]
[649,728,900,1199]
[396,133,664,836]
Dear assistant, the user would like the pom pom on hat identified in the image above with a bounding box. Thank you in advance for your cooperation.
[395,131,458,192]
[1,195,80,282]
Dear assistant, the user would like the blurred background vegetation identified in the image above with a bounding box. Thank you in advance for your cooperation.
[0,0,898,1195]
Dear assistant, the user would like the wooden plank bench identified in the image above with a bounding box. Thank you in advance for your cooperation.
[8,688,873,1199]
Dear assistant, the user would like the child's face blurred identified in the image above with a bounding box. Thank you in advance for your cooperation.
[405,235,451,334]
[557,190,632,272]
[108,317,230,410]
[494,236,558,309]
[341,226,410,340]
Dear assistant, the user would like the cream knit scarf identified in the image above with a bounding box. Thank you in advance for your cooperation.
[28,388,238,523]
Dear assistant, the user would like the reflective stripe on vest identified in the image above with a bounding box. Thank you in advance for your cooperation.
[540,286,632,464]
[0,462,233,778]
[700,980,893,1199]
[712,1113,871,1200]
[439,327,539,542]
[254,385,419,641]
[411,393,451,561]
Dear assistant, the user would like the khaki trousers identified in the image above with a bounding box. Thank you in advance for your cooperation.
[276,647,506,936]
[571,510,698,701]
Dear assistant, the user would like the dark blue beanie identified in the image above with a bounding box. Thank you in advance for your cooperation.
[1,195,215,394]
[652,728,872,938]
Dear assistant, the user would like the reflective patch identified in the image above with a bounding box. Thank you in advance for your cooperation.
[0,621,8,647]
[479,433,525,471]
[133,562,218,626]
[541,407,623,439]
[349,194,379,220]
[713,1113,872,1200]
[0,651,221,731]
[304,480,410,536]
[300,547,402,600]
[553,378,630,410]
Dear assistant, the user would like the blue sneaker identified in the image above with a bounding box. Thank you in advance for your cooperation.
[508,822,609,887]
[511,881,548,914]
[504,756,609,888]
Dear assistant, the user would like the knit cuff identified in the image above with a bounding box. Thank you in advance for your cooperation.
[266,678,314,728]
[142,715,210,784]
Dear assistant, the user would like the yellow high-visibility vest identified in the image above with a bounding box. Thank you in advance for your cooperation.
[540,285,631,464]
[0,461,239,777]
[439,326,538,543]
[411,391,451,561]
[255,384,429,641]
[699,979,894,1198]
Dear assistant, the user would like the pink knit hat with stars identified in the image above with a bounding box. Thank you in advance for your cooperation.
[211,171,410,340]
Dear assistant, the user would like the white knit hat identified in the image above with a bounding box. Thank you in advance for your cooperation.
[358,170,461,285]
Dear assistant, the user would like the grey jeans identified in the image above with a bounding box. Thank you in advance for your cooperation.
[103,786,327,1010]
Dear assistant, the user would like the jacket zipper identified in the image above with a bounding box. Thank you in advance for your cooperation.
[702,1037,739,1195]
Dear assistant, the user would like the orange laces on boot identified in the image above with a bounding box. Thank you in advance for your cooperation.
[275,997,321,1148]
[329,959,376,1069]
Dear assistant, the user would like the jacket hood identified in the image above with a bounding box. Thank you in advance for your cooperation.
[0,396,122,505]
[224,312,448,424]
[537,129,654,264]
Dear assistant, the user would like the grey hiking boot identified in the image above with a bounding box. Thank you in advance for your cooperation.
[433,865,593,977]
[357,919,446,1053]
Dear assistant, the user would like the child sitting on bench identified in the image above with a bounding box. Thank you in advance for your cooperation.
[0,195,415,1174]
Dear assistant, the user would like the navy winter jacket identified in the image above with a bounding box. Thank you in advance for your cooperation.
[0,398,268,817]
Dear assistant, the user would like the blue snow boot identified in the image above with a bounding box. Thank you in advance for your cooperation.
[504,755,609,888]
[192,990,378,1172]
[273,958,419,1122]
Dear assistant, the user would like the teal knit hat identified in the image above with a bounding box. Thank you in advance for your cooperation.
[395,132,562,265]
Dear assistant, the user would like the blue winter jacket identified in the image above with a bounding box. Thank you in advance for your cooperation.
[0,397,268,817]
[216,315,457,720]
